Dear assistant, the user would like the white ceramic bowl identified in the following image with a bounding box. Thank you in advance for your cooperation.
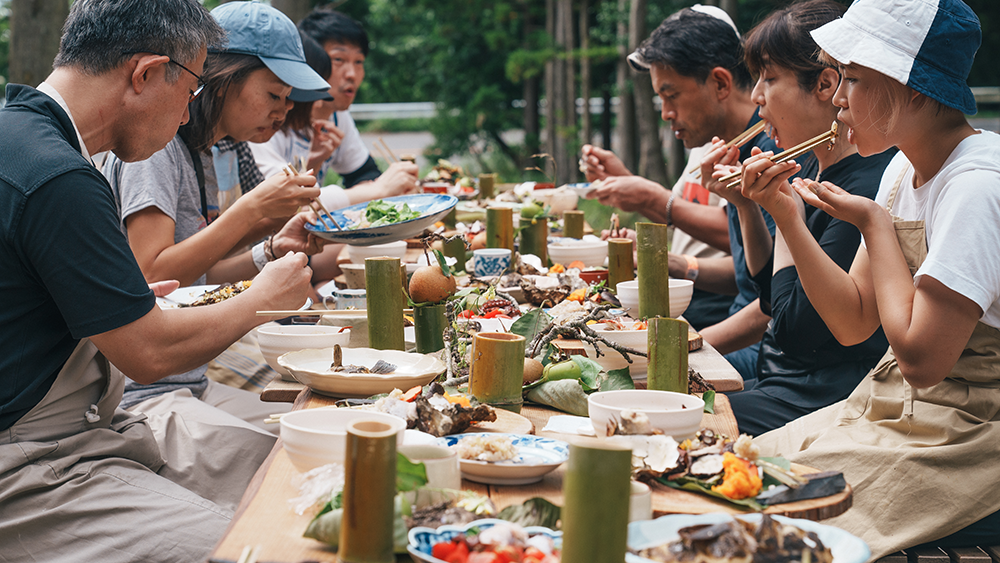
[530,188,579,215]
[548,240,608,268]
[280,408,406,472]
[586,326,650,378]
[346,241,408,264]
[588,389,704,440]
[257,323,351,381]
[278,347,446,397]
[615,279,694,318]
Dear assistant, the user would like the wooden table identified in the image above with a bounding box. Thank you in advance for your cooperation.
[209,392,850,563]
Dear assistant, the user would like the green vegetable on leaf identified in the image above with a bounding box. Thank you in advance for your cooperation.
[359,199,421,229]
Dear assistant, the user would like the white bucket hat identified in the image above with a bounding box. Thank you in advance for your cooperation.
[810,0,981,115]
[627,4,740,72]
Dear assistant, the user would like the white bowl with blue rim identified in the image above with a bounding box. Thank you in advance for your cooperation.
[626,513,869,563]
[436,433,569,485]
[408,518,562,563]
[305,194,458,246]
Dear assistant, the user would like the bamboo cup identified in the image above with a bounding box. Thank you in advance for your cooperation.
[486,206,515,256]
[636,222,670,319]
[413,303,447,353]
[443,235,467,269]
[607,238,635,291]
[469,332,525,413]
[519,216,548,265]
[647,317,689,393]
[338,419,397,563]
[443,207,457,229]
[478,173,496,199]
[561,440,632,563]
[563,210,585,239]
[365,257,405,351]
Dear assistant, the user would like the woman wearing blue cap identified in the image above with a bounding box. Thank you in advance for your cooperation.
[741,0,1000,554]
[102,2,332,478]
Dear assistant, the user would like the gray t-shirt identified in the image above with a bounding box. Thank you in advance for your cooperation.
[103,134,218,408]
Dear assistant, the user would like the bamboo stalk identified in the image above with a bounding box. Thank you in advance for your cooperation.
[519,216,548,265]
[647,317,689,393]
[443,235,467,269]
[365,257,405,350]
[469,332,525,413]
[607,238,635,291]
[636,222,670,319]
[413,303,447,353]
[338,419,397,563]
[563,210,585,239]
[478,173,496,199]
[486,206,515,256]
[443,207,457,229]
[561,440,632,563]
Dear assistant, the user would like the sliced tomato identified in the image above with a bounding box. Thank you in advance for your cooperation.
[432,540,470,563]
[467,552,502,563]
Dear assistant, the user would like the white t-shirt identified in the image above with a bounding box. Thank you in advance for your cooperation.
[670,143,729,259]
[871,131,1000,328]
[249,110,369,183]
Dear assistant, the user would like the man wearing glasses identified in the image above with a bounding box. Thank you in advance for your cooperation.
[0,1,314,561]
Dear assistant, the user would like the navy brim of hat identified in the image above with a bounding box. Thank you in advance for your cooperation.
[289,88,334,103]
[811,7,978,115]
[259,55,332,93]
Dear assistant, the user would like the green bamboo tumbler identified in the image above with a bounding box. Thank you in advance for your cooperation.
[469,332,525,413]
[563,210,585,239]
[647,317,689,393]
[560,440,632,563]
[478,173,496,200]
[636,222,671,319]
[338,419,397,563]
[486,207,515,255]
[519,217,548,265]
[413,303,447,353]
[608,238,635,291]
[365,257,405,351]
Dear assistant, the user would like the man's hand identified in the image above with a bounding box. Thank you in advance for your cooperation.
[588,175,666,214]
[248,252,314,313]
[373,161,419,198]
[308,120,345,172]
[148,280,180,297]
[580,144,631,181]
[271,211,331,257]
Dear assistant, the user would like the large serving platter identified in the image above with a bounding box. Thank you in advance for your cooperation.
[626,513,869,563]
[304,194,458,246]
[278,347,446,398]
[436,432,569,485]
[408,518,561,563]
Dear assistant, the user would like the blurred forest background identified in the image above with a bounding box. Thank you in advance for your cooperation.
[1,0,997,192]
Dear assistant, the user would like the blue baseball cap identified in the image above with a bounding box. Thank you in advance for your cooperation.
[210,1,331,94]
[811,0,981,115]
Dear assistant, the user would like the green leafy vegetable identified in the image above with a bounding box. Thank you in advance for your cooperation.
[525,379,589,416]
[433,248,453,278]
[510,308,552,346]
[570,355,602,390]
[596,367,635,391]
[659,477,765,511]
[702,390,716,414]
[496,497,562,529]
[397,453,429,492]
[357,199,422,229]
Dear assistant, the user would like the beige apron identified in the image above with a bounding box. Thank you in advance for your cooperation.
[0,340,232,562]
[756,166,1000,558]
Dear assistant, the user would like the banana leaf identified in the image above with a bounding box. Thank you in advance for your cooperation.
[658,476,765,511]
[496,497,562,529]
[525,379,589,416]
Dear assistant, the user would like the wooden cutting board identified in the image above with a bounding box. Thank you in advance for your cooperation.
[553,329,703,355]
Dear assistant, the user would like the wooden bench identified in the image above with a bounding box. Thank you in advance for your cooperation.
[877,546,1000,563]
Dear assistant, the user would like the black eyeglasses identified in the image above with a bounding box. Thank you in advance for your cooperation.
[122,50,206,102]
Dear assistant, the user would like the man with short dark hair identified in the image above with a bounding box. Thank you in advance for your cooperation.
[582,6,806,378]
[0,1,313,560]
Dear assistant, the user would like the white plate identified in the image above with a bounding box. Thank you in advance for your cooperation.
[436,433,569,485]
[157,285,218,309]
[626,513,870,563]
[278,347,446,398]
[563,182,598,197]
[409,519,561,563]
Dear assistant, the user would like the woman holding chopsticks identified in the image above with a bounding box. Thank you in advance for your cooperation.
[103,3,330,434]
[744,0,1000,555]
[702,0,896,436]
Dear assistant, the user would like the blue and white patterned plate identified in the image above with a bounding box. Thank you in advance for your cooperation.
[437,433,570,485]
[304,194,458,246]
[625,513,869,563]
[408,518,561,563]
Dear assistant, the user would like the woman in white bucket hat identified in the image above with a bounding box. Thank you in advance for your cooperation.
[745,0,1000,555]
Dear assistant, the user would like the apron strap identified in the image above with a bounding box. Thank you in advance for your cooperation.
[885,164,911,214]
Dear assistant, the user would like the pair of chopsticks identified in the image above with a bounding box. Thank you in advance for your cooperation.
[237,544,261,563]
[372,136,398,164]
[282,163,342,231]
[691,120,768,180]
[718,122,839,189]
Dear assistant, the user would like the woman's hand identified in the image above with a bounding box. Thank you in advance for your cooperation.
[270,211,330,256]
[244,171,322,221]
[738,147,803,222]
[308,120,344,172]
[700,137,745,206]
[790,178,884,229]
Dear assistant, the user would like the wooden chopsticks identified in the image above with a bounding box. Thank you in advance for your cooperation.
[692,120,768,180]
[283,163,342,231]
[256,309,414,316]
[718,122,839,189]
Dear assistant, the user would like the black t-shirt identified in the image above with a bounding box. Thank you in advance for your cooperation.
[0,85,155,431]
[751,149,897,407]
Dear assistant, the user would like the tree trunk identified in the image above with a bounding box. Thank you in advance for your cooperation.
[720,0,738,23]
[9,0,68,87]
[555,0,575,184]
[629,0,668,187]
[544,0,557,170]
[601,86,613,150]
[579,0,592,149]
[523,76,541,162]
[615,0,637,173]
[270,0,311,26]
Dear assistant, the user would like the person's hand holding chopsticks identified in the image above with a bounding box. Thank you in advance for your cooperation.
[701,136,746,206]
[246,251,314,315]
[242,168,321,220]
[738,146,806,223]
[369,160,419,197]
[308,119,344,171]
[266,210,332,256]
[580,144,632,182]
